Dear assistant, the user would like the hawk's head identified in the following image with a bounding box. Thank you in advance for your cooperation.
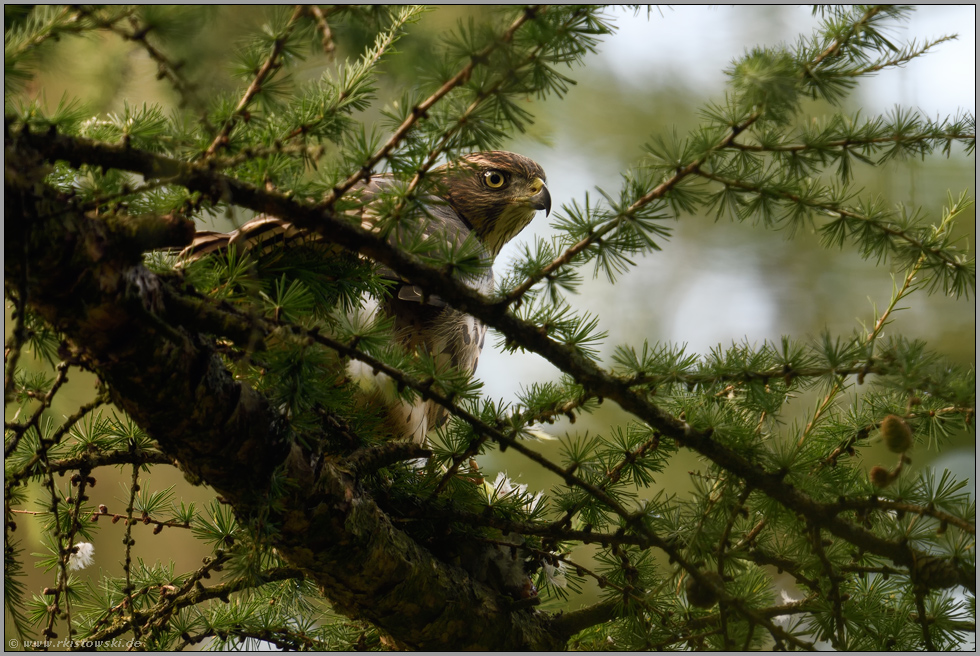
[438,151,551,256]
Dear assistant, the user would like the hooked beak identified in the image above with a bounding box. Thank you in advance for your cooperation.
[528,177,552,216]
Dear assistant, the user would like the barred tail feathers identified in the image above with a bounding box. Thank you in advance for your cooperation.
[178,231,232,262]
[177,217,310,263]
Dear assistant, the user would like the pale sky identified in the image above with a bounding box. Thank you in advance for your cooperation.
[600,5,976,117]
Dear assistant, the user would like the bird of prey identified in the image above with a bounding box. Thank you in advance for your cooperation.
[179,151,551,444]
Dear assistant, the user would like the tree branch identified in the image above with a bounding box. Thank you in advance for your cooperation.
[9,124,973,596]
[5,134,567,650]
[550,598,619,640]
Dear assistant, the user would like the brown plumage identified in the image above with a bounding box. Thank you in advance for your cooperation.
[180,151,550,443]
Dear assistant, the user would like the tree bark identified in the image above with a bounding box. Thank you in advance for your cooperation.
[4,129,570,650]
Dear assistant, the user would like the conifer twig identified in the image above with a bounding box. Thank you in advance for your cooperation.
[203,6,304,159]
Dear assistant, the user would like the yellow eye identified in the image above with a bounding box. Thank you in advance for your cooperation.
[483,170,506,189]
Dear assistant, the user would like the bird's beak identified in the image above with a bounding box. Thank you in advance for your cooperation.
[528,177,552,216]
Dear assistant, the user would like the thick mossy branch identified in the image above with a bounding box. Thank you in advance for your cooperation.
[4,145,568,650]
[4,157,287,506]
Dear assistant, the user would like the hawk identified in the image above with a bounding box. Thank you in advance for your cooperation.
[180,151,551,444]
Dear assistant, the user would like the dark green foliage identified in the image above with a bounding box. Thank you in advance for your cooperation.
[4,4,974,651]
